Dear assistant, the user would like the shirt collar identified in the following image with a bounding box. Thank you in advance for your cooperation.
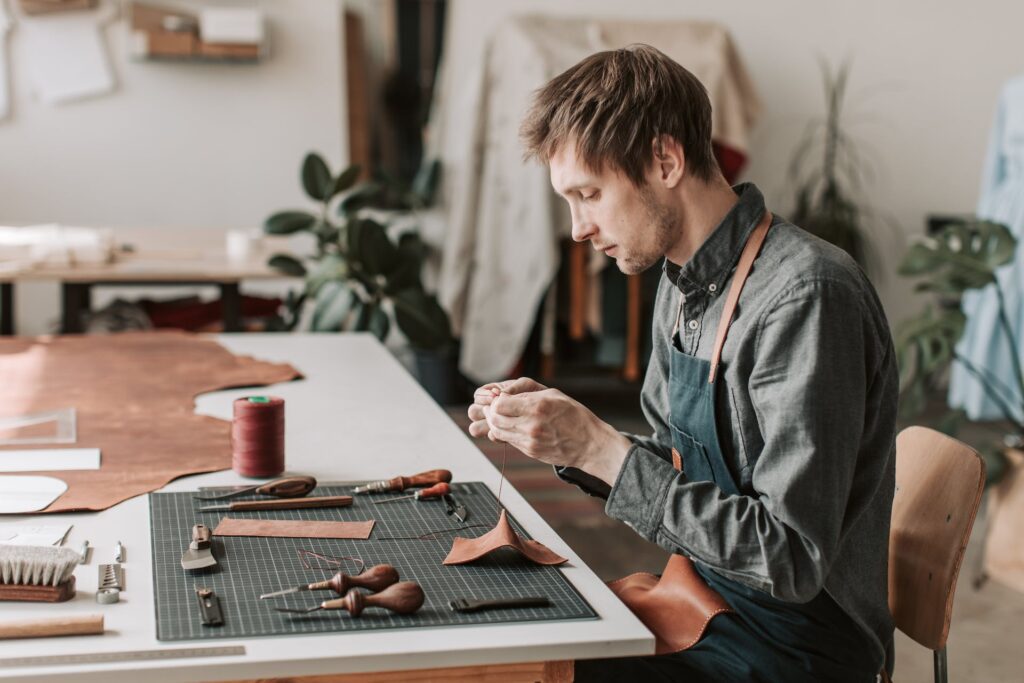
[662,182,768,295]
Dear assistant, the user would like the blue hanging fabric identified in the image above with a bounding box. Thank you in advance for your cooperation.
[949,76,1024,423]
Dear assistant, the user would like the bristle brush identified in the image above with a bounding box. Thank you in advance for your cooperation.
[0,545,81,602]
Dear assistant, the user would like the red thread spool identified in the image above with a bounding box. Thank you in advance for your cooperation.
[232,396,285,477]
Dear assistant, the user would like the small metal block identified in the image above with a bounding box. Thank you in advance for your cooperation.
[96,587,120,604]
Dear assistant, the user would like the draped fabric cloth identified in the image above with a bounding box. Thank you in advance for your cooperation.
[949,76,1024,422]
[424,16,761,382]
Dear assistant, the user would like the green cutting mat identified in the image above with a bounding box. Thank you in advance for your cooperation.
[149,482,596,641]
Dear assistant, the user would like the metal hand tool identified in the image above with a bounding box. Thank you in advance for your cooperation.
[195,586,224,626]
[374,482,450,504]
[193,475,317,501]
[443,494,468,523]
[272,581,424,617]
[180,524,217,570]
[449,596,551,613]
[197,495,353,512]
[260,564,399,599]
[352,469,452,494]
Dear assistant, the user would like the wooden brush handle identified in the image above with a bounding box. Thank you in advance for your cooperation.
[0,614,104,639]
[321,581,425,617]
[228,495,353,511]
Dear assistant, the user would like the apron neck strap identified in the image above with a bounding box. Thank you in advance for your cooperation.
[708,210,773,384]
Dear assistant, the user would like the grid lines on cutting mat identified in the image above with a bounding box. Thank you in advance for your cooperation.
[149,482,596,641]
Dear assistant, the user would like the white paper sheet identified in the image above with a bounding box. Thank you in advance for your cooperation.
[0,475,68,513]
[0,447,100,472]
[18,2,116,105]
[0,522,71,546]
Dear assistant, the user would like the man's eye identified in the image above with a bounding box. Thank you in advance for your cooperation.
[581,191,599,201]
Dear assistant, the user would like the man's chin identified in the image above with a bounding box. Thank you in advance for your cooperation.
[615,255,656,275]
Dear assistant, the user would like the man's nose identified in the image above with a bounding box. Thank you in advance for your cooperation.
[571,214,597,243]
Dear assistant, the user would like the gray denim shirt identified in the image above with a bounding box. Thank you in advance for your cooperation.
[558,183,898,665]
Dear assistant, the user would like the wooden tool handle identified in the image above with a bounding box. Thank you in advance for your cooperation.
[313,564,400,595]
[0,614,104,639]
[416,482,450,500]
[192,524,211,549]
[228,495,353,511]
[321,581,425,617]
[392,469,452,491]
[255,476,316,498]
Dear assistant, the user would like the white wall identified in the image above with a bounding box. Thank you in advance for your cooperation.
[0,0,348,333]
[443,0,1024,326]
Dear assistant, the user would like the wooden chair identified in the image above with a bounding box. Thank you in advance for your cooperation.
[888,426,986,683]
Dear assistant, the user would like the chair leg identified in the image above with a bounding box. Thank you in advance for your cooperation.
[933,647,948,683]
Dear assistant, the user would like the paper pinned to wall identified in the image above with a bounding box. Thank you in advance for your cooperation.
[0,447,100,472]
[0,0,11,120]
[17,0,116,104]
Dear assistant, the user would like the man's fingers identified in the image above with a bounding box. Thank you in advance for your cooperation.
[467,403,486,422]
[490,392,530,417]
[502,377,546,395]
[468,419,489,438]
[482,409,520,431]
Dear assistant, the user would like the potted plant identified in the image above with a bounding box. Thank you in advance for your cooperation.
[787,60,882,270]
[262,152,457,401]
[895,217,1024,591]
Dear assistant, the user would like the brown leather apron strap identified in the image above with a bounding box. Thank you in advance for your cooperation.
[708,210,772,384]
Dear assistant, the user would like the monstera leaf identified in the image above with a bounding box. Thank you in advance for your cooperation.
[899,220,1015,292]
[895,306,966,418]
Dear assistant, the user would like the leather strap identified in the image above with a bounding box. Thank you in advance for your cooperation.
[708,210,772,384]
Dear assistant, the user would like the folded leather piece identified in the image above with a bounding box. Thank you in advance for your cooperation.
[213,517,374,540]
[0,331,301,513]
[608,554,733,654]
[443,510,567,566]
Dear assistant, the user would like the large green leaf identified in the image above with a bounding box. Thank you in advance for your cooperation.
[338,182,383,216]
[264,211,316,235]
[383,236,425,294]
[898,220,1015,295]
[391,288,452,351]
[368,305,390,341]
[267,253,307,277]
[304,254,348,297]
[331,165,362,197]
[310,281,355,332]
[895,306,966,418]
[349,218,400,276]
[301,153,333,201]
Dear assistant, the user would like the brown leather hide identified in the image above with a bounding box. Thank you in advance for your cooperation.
[0,331,301,513]
[443,510,568,566]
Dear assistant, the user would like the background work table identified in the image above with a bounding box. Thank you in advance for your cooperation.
[0,333,653,682]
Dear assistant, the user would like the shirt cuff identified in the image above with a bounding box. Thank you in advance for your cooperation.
[605,443,677,540]
[553,465,612,499]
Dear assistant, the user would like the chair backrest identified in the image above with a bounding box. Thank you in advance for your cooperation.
[889,426,986,650]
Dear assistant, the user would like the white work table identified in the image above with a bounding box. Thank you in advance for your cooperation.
[0,334,653,682]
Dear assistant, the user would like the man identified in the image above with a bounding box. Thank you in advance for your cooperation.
[467,45,897,682]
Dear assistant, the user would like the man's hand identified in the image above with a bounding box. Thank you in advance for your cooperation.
[466,377,632,487]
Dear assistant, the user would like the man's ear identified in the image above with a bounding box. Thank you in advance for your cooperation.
[651,135,685,189]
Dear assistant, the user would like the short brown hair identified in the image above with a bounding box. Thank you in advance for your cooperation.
[520,44,718,184]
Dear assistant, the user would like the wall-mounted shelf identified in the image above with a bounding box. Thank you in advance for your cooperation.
[129,2,268,64]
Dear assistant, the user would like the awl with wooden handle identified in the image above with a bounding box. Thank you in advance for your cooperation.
[273,581,425,617]
[260,564,399,599]
[198,495,353,512]
[352,469,452,494]
[375,482,450,504]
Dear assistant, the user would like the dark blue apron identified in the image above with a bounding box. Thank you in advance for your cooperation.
[663,212,879,682]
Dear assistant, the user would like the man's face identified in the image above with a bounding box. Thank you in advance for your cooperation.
[550,144,679,275]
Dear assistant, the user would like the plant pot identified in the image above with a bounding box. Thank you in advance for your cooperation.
[983,448,1024,593]
[411,345,465,406]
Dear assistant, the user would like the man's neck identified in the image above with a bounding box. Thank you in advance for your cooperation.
[664,177,739,267]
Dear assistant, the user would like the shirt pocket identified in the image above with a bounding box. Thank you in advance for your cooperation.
[669,425,716,484]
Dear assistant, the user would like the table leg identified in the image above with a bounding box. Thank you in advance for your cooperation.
[221,283,242,332]
[0,282,13,335]
[61,283,92,334]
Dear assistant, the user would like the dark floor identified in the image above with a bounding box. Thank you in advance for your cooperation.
[445,371,1024,682]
